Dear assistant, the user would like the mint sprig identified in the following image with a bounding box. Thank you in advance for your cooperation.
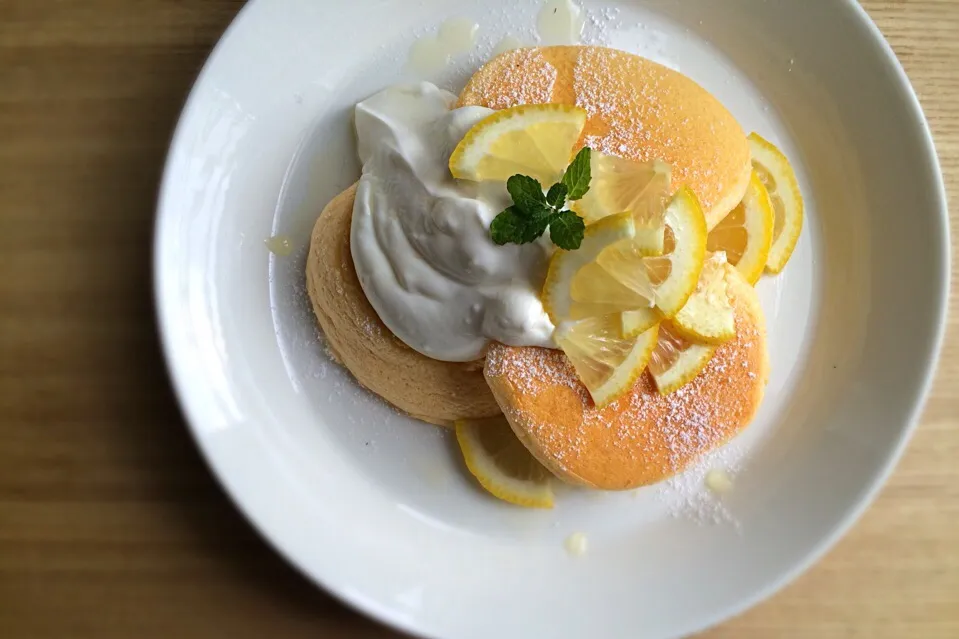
[489,147,591,250]
[561,147,591,200]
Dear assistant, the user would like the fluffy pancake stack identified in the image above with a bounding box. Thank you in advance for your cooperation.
[307,45,767,487]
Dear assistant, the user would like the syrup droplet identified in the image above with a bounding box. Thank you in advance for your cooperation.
[407,18,479,74]
[537,0,585,45]
[492,35,524,56]
[264,235,293,256]
[704,468,734,495]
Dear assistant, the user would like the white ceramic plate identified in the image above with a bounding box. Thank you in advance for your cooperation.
[154,1,949,637]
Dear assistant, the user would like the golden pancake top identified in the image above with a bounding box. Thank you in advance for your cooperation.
[458,45,751,228]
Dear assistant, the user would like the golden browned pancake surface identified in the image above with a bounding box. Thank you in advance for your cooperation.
[458,45,751,228]
[306,184,501,426]
[484,268,768,490]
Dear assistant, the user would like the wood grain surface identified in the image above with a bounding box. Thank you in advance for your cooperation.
[0,1,955,637]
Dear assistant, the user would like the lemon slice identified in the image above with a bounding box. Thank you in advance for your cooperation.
[555,317,659,407]
[449,104,588,185]
[455,415,554,508]
[672,252,736,344]
[542,212,637,322]
[573,153,672,251]
[595,187,708,319]
[621,307,661,338]
[748,133,804,273]
[706,170,774,285]
[648,323,716,395]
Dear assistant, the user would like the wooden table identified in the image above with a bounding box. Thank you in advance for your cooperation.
[0,1,955,637]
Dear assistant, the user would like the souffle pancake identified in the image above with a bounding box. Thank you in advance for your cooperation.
[484,264,768,490]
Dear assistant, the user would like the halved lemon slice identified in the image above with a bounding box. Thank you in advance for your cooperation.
[648,323,716,395]
[573,153,672,250]
[748,133,804,273]
[555,317,660,407]
[542,212,637,322]
[706,170,774,285]
[456,416,554,508]
[672,252,736,344]
[449,104,587,185]
[595,187,708,318]
[621,307,660,338]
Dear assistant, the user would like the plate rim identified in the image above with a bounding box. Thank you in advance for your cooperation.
[711,1,951,632]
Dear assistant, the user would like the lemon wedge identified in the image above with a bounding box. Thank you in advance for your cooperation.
[621,306,661,338]
[546,188,706,325]
[542,212,637,322]
[596,187,708,319]
[449,104,587,185]
[455,415,554,508]
[706,170,774,285]
[648,322,716,395]
[672,252,736,344]
[748,133,804,273]
[555,317,660,407]
[573,152,672,250]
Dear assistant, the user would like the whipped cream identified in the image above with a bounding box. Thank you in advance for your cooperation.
[350,83,556,362]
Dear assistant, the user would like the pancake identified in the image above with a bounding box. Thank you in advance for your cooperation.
[458,45,751,229]
[305,184,501,426]
[484,266,768,490]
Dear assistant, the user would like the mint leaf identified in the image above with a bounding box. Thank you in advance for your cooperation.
[546,183,568,208]
[491,206,554,245]
[489,148,592,249]
[520,209,553,244]
[506,174,548,214]
[490,207,526,245]
[549,210,586,250]
[562,147,591,200]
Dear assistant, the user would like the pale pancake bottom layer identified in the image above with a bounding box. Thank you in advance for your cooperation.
[305,184,501,426]
[484,270,768,490]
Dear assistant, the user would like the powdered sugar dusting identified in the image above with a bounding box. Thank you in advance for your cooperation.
[572,46,732,211]
[486,345,584,395]
[574,46,672,161]
[656,442,746,527]
[464,48,558,109]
